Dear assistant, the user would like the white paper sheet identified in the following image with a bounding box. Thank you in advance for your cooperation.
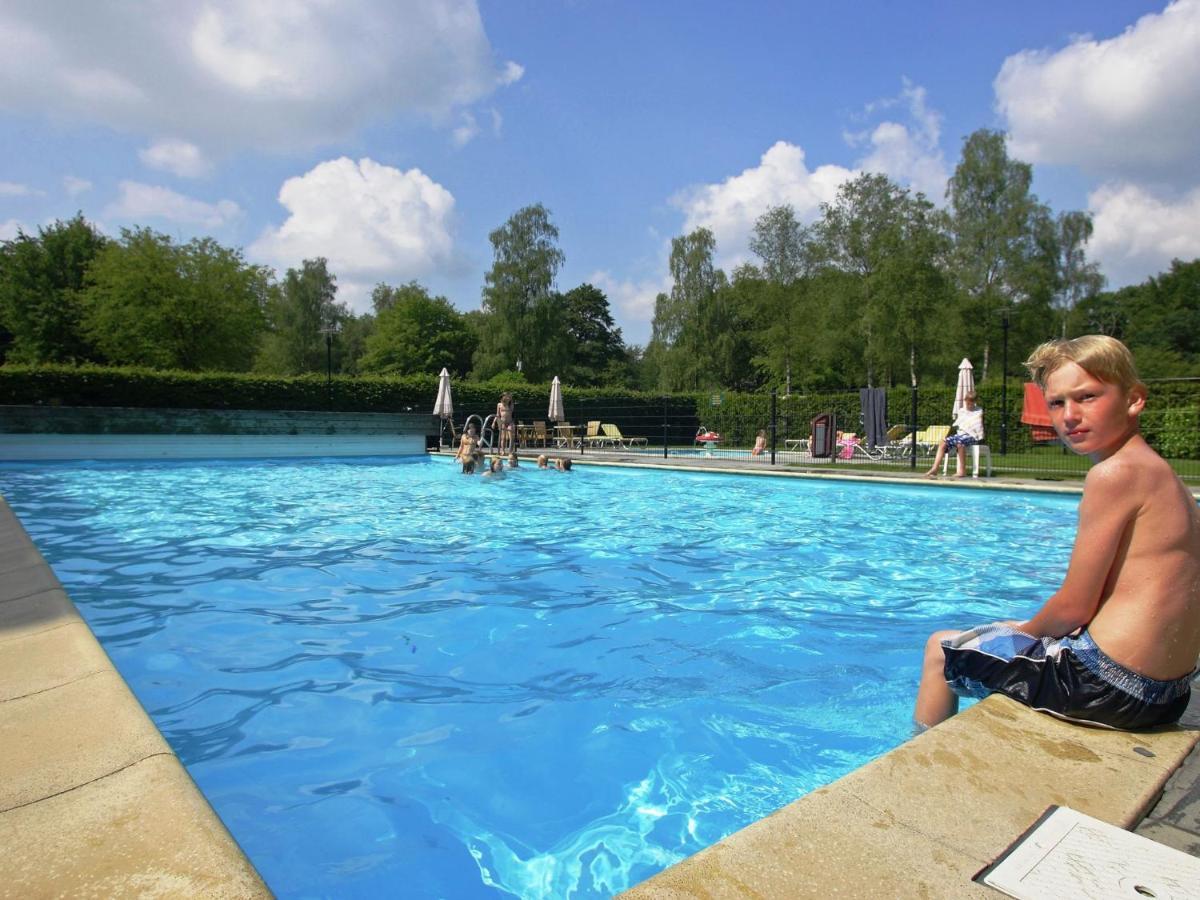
[978,806,1200,900]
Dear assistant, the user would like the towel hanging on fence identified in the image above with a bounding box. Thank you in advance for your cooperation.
[859,388,887,450]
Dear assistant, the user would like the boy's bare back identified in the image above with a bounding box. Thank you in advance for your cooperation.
[1082,435,1200,680]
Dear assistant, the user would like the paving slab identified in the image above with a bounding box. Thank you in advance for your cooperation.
[0,670,171,812]
[0,620,110,702]
[0,754,270,899]
[0,587,81,640]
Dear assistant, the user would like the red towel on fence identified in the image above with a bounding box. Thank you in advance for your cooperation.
[1021,383,1057,442]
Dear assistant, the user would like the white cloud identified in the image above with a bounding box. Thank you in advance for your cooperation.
[105,181,242,228]
[0,0,523,152]
[587,270,670,346]
[0,181,36,196]
[452,112,480,148]
[849,80,949,200]
[1088,182,1200,287]
[673,81,949,274]
[996,0,1200,183]
[0,219,24,240]
[63,175,92,196]
[673,141,853,273]
[139,139,212,178]
[250,157,458,314]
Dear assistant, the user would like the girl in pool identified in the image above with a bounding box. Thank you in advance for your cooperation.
[751,430,767,456]
[456,424,479,474]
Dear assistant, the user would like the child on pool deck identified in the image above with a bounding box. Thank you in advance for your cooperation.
[914,335,1200,732]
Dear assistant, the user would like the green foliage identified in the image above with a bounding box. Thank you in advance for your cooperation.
[359,282,474,376]
[560,283,626,386]
[255,258,345,375]
[0,214,108,364]
[474,203,569,382]
[648,227,751,391]
[82,228,270,371]
[1146,406,1200,460]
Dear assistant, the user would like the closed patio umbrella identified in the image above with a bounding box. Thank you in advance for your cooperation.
[953,358,975,418]
[433,368,453,446]
[548,376,565,423]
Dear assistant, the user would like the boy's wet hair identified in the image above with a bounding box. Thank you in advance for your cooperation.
[1024,335,1142,393]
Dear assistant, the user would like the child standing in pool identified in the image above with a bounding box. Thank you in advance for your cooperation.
[456,424,479,474]
[914,335,1200,731]
[495,392,515,455]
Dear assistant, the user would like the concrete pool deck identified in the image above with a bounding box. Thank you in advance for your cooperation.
[0,495,270,898]
[2,448,1197,896]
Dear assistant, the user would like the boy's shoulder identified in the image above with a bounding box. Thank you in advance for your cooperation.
[1085,436,1172,496]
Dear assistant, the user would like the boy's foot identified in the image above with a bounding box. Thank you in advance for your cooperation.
[953,471,967,478]
[923,469,937,478]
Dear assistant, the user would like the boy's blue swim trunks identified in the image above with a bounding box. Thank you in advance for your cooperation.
[942,624,1195,730]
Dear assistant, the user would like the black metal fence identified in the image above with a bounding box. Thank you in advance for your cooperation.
[441,378,1200,484]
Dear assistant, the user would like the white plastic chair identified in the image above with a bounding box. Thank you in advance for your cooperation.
[942,443,992,478]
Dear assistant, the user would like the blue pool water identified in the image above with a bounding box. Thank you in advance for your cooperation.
[0,456,1078,898]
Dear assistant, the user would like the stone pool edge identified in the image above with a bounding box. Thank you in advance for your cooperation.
[0,495,272,898]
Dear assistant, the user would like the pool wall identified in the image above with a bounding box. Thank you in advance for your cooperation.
[0,405,434,460]
[0,494,271,897]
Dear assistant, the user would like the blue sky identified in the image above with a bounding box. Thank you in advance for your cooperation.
[2,1,1198,346]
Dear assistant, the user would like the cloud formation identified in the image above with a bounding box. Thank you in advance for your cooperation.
[995,0,1200,287]
[996,0,1200,183]
[586,270,670,346]
[105,182,242,229]
[0,0,522,152]
[250,157,458,313]
[63,176,92,197]
[1088,182,1200,287]
[673,81,949,275]
[140,139,212,178]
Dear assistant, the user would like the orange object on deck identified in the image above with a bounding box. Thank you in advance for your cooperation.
[1021,383,1057,442]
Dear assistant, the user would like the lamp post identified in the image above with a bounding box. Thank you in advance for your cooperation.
[318,322,338,410]
[999,309,1010,456]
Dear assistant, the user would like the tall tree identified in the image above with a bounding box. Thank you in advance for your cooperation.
[748,204,815,392]
[815,173,913,386]
[648,227,731,390]
[474,203,567,381]
[0,214,107,364]
[83,228,269,371]
[871,195,954,387]
[1052,210,1104,338]
[560,283,626,385]
[946,129,1053,379]
[359,281,475,376]
[255,258,345,375]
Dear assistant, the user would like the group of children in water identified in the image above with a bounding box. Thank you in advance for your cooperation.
[454,392,573,476]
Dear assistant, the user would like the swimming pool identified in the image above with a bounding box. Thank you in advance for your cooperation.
[0,456,1078,898]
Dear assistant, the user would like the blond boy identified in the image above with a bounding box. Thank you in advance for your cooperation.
[914,335,1200,730]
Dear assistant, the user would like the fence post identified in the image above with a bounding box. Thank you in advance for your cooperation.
[662,397,669,460]
[770,389,777,465]
[910,383,918,469]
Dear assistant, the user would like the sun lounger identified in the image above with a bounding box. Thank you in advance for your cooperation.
[601,423,647,448]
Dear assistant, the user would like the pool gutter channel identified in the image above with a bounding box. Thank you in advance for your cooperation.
[3,455,1198,897]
